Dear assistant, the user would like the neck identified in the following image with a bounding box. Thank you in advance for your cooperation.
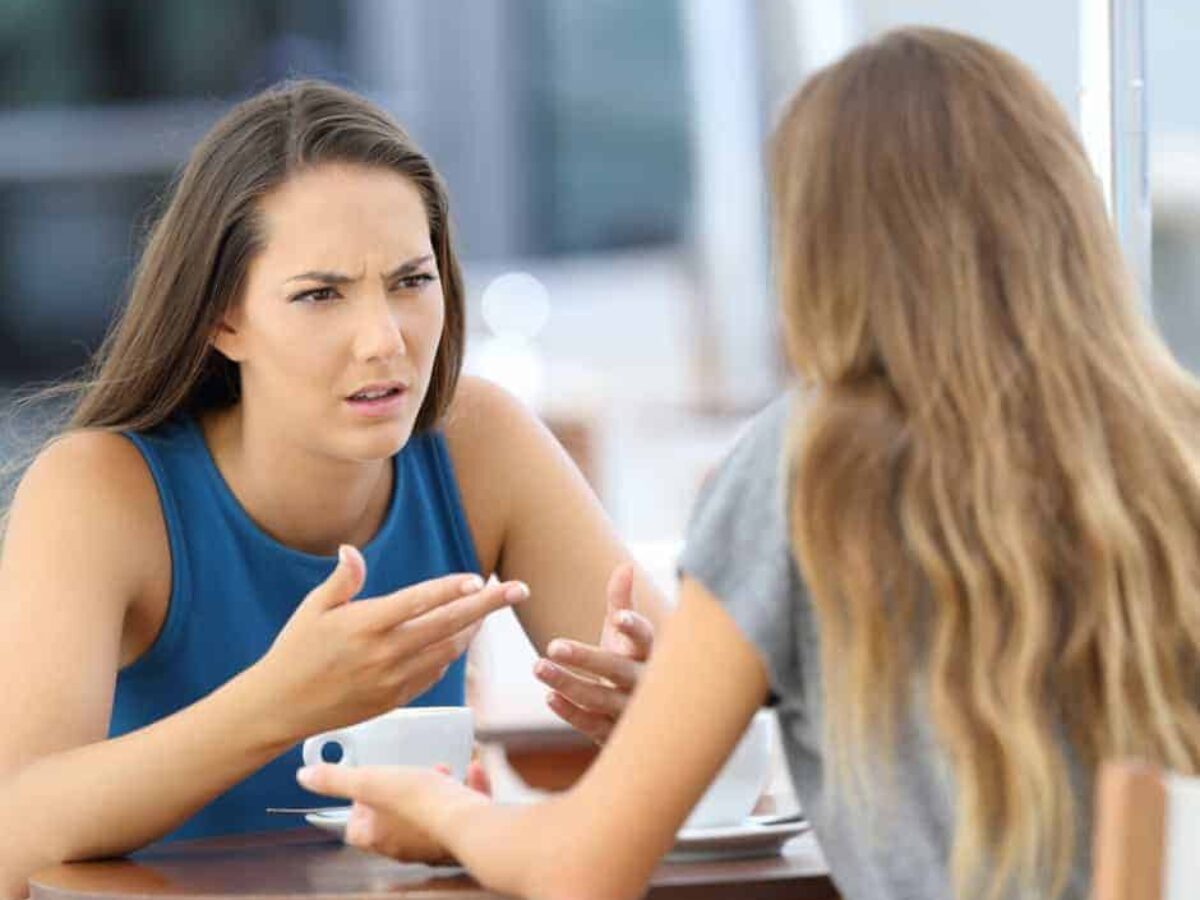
[199,404,393,556]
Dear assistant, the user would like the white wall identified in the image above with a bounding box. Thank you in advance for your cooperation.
[1148,0,1200,133]
[857,0,1080,124]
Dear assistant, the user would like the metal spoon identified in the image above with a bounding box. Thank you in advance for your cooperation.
[745,810,807,827]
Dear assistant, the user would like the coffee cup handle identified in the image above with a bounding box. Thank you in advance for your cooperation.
[302,731,356,767]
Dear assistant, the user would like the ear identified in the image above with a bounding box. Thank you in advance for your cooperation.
[210,313,246,363]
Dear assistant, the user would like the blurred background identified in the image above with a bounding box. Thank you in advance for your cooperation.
[0,1,1198,732]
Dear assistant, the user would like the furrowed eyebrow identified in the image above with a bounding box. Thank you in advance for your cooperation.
[284,270,356,285]
[285,254,435,285]
[383,254,436,281]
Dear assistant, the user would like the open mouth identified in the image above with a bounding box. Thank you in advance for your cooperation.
[347,386,404,402]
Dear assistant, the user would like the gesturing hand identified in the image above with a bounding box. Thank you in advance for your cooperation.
[296,760,490,863]
[258,545,528,740]
[533,563,654,744]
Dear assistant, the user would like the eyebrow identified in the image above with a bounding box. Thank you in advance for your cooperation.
[285,254,436,285]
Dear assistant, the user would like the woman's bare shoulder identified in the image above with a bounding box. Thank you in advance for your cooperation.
[8,429,169,605]
[19,428,159,515]
[441,375,530,434]
[438,376,544,573]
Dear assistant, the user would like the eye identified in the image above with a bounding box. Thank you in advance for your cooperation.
[391,272,437,291]
[291,286,340,304]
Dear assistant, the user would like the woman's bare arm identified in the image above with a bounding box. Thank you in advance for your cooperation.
[299,575,772,900]
[0,433,299,894]
[446,377,670,643]
[0,431,522,898]
[444,377,671,739]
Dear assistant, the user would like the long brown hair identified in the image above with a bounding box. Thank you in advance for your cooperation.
[774,27,1200,899]
[49,79,465,438]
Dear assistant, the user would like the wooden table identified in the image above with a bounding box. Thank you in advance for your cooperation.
[31,826,838,900]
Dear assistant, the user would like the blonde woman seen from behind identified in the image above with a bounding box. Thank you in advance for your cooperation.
[299,28,1200,900]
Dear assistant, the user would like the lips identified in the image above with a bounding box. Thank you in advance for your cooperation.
[343,381,409,419]
[346,381,406,402]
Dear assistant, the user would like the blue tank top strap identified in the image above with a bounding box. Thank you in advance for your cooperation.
[113,414,480,840]
[409,423,482,576]
[122,422,194,679]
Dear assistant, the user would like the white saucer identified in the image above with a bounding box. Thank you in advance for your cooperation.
[669,816,810,862]
[306,808,808,863]
[305,806,352,835]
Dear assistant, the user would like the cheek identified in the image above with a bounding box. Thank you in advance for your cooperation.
[416,291,447,361]
[252,314,343,380]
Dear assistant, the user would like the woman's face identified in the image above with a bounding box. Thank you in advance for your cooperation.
[217,163,444,462]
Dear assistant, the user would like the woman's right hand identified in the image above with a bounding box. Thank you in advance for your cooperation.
[251,545,526,739]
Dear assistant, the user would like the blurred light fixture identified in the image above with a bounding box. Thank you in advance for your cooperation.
[470,271,552,407]
[480,271,551,340]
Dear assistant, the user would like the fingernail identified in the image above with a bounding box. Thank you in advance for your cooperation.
[297,766,316,786]
[461,575,486,594]
[618,611,635,628]
[504,581,530,603]
[337,546,350,566]
[535,660,555,679]
[548,639,570,660]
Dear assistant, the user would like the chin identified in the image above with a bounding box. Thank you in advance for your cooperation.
[341,417,416,461]
[357,424,415,460]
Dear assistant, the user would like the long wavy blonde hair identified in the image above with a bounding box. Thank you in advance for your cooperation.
[774,27,1200,899]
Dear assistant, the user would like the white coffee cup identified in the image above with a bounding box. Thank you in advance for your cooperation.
[302,706,474,780]
[681,709,773,830]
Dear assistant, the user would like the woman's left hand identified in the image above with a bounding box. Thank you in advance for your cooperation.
[534,563,655,744]
[296,761,490,862]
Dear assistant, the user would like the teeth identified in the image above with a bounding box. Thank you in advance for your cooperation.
[352,388,396,401]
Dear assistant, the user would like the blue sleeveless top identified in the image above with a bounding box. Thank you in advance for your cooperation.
[110,415,481,841]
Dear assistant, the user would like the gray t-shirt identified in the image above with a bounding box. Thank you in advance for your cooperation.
[677,393,1090,900]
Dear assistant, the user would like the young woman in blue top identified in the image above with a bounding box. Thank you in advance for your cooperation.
[0,80,664,896]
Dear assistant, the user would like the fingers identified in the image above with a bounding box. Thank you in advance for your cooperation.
[612,609,654,662]
[298,764,474,863]
[306,545,367,610]
[297,762,444,806]
[602,564,654,662]
[432,761,491,796]
[357,573,489,630]
[533,660,628,719]
[544,639,639,690]
[392,581,529,653]
[344,801,451,862]
[346,802,379,846]
[466,760,492,796]
[605,563,636,614]
[388,615,486,703]
[298,762,383,803]
[545,691,614,744]
[417,616,482,671]
[388,632,467,703]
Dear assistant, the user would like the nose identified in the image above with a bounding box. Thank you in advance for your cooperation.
[353,290,406,363]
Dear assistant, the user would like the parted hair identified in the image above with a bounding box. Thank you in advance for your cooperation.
[66,78,465,436]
